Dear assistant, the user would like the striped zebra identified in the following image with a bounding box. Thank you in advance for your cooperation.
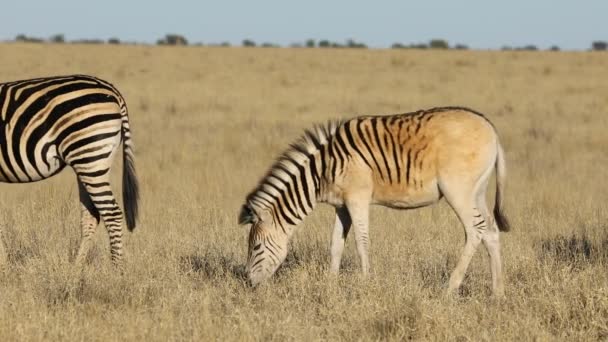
[0,74,139,266]
[239,107,510,295]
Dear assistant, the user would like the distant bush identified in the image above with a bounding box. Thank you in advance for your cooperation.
[391,43,406,49]
[410,43,428,49]
[15,34,44,43]
[157,34,188,46]
[305,39,315,48]
[70,39,104,44]
[454,44,469,50]
[50,34,65,43]
[549,45,560,51]
[261,42,278,48]
[108,37,121,45]
[318,40,331,48]
[521,45,538,51]
[242,39,256,47]
[592,41,607,51]
[429,39,449,49]
[346,39,367,49]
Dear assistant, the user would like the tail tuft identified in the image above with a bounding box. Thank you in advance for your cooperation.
[494,204,510,232]
[494,140,510,232]
[123,153,139,231]
[121,103,139,232]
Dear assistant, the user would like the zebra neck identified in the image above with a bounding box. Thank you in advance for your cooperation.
[250,156,325,230]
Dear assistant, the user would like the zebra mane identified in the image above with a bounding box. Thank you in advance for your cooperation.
[240,120,342,224]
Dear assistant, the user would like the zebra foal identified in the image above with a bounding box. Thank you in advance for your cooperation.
[0,74,139,266]
[239,107,510,295]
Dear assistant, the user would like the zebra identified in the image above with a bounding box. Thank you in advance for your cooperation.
[239,106,510,295]
[0,74,139,266]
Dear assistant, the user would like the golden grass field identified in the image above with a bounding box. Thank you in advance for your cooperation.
[0,43,607,341]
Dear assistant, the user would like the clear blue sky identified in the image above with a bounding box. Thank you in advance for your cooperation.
[1,1,606,50]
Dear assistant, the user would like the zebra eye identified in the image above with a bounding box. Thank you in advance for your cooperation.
[252,243,262,251]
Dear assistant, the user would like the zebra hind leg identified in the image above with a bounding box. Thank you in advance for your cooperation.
[440,178,482,294]
[74,180,100,266]
[476,190,504,296]
[77,172,125,267]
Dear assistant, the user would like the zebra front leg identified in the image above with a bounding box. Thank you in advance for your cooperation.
[330,206,352,274]
[345,198,371,277]
[74,180,100,266]
[78,174,125,267]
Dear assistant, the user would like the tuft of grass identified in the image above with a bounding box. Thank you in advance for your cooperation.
[537,231,608,269]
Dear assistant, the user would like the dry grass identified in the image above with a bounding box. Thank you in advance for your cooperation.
[0,43,607,341]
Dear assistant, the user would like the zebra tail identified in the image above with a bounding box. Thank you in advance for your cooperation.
[121,104,140,231]
[494,140,510,232]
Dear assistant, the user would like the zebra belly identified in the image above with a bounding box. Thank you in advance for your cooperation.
[373,181,441,209]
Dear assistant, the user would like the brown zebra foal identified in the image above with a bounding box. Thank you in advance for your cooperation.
[240,107,509,295]
[0,75,139,266]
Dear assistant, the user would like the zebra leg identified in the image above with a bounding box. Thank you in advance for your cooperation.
[447,205,482,293]
[74,180,100,266]
[330,206,352,274]
[441,179,482,293]
[477,192,504,296]
[77,173,125,266]
[345,198,371,277]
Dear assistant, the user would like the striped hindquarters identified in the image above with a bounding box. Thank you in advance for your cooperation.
[0,74,126,183]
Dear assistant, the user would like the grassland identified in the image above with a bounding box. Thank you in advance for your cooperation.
[0,43,607,341]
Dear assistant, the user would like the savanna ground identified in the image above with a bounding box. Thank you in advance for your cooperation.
[0,43,607,341]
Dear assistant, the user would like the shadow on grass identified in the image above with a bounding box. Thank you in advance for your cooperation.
[536,232,608,270]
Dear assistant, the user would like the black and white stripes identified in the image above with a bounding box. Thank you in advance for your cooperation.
[0,74,139,265]
[240,107,509,294]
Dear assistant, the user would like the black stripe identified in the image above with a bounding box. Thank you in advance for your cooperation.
[327,139,339,182]
[264,177,301,220]
[87,190,113,197]
[371,118,391,183]
[406,148,412,184]
[273,163,306,215]
[58,129,121,161]
[308,154,320,196]
[342,120,373,170]
[258,187,297,226]
[279,159,310,215]
[69,151,113,167]
[357,120,385,181]
[77,168,109,178]
[383,119,401,184]
[292,159,314,211]
[81,181,110,188]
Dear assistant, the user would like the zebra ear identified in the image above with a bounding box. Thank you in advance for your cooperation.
[238,204,257,225]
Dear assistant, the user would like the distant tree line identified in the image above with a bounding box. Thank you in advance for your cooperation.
[6,34,608,51]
